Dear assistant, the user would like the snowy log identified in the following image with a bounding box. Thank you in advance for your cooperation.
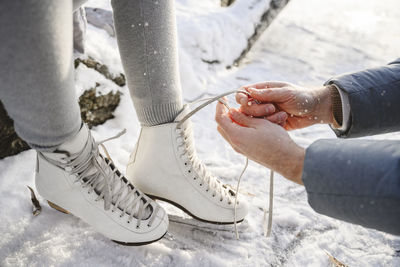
[230,0,290,67]
[84,1,290,68]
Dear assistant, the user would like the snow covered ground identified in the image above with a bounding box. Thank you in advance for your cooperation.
[1,0,400,266]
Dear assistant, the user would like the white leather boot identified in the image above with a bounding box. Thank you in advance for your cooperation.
[35,124,168,245]
[126,105,248,224]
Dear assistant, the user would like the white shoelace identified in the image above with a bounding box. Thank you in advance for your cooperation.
[41,129,159,228]
[176,123,234,202]
[177,90,274,239]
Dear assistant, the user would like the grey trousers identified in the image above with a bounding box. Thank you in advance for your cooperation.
[0,0,183,151]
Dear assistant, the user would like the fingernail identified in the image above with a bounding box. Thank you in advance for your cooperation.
[247,101,252,106]
[240,96,247,105]
[266,105,275,113]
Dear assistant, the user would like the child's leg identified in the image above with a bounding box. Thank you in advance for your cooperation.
[0,1,169,244]
[111,0,183,126]
[0,0,81,151]
[113,0,249,224]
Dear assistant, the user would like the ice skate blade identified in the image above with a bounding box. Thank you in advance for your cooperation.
[147,194,244,225]
[48,201,70,214]
[112,232,167,246]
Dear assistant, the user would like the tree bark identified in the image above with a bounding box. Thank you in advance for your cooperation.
[227,0,290,68]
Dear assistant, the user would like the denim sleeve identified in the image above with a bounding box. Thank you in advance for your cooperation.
[302,139,400,235]
[325,58,400,138]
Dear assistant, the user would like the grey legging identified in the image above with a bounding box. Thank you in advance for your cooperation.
[0,0,183,150]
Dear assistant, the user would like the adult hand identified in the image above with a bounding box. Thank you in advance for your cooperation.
[236,82,334,130]
[215,98,305,184]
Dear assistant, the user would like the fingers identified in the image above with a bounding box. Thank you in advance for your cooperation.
[266,111,288,126]
[228,108,262,128]
[217,125,231,142]
[215,99,242,133]
[235,90,248,105]
[236,81,288,105]
[217,126,244,154]
[239,103,276,117]
[247,87,289,103]
[216,100,248,154]
[243,81,288,90]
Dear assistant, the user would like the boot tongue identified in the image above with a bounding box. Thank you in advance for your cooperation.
[44,124,152,220]
[108,175,152,220]
[174,104,191,122]
[91,153,152,220]
[58,124,89,154]
[43,124,89,161]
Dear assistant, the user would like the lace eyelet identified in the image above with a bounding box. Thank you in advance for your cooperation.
[127,221,130,224]
[147,224,151,227]
[206,189,209,192]
[136,225,140,229]
[184,163,187,166]
[64,167,72,172]
[188,170,191,173]
[220,199,223,202]
[212,194,215,197]
[199,184,203,186]
[193,177,196,180]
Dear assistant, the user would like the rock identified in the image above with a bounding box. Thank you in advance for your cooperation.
[75,57,126,87]
[0,101,30,159]
[221,0,235,7]
[79,84,121,128]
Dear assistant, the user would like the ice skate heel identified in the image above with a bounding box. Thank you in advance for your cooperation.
[48,201,70,214]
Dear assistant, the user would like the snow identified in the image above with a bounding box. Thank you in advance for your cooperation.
[1,0,400,266]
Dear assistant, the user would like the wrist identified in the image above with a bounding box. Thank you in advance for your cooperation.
[276,144,305,185]
[313,85,334,124]
[287,145,305,185]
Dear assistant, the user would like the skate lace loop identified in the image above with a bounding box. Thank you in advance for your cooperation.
[176,89,274,239]
[176,123,231,201]
[42,129,157,228]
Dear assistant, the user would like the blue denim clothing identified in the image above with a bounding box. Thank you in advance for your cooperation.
[302,59,400,235]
